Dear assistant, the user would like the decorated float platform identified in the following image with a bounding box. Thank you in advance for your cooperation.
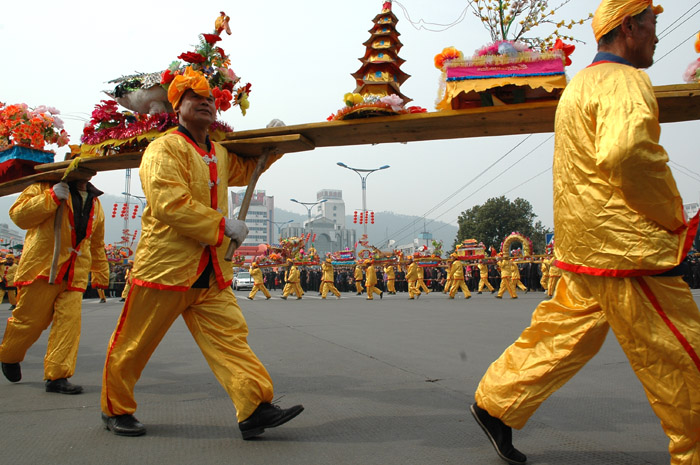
[0,83,699,197]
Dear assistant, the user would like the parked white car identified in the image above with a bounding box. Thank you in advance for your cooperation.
[233,271,254,290]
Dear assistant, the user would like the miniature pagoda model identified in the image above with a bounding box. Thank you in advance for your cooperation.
[352,1,411,104]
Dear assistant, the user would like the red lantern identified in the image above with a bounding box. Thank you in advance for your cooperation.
[370,211,375,224]
[353,211,358,224]
[364,211,369,224]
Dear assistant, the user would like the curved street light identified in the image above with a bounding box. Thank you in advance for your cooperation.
[336,162,390,236]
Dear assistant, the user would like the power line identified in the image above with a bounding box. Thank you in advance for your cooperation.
[392,1,470,32]
[503,167,552,195]
[658,7,700,41]
[382,135,534,245]
[656,29,700,63]
[657,1,700,38]
[670,161,700,183]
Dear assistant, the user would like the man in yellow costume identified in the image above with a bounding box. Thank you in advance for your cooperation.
[383,263,396,294]
[511,260,528,293]
[404,256,420,300]
[477,260,495,294]
[364,260,383,300]
[281,258,303,300]
[0,254,18,310]
[448,254,471,299]
[416,263,431,294]
[443,257,454,294]
[320,257,341,299]
[495,256,517,299]
[353,263,364,295]
[247,262,271,300]
[470,3,700,464]
[101,69,303,437]
[0,178,109,395]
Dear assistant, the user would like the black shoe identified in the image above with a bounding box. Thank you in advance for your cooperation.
[356,292,362,295]
[45,378,83,395]
[100,299,107,303]
[470,403,527,464]
[1,362,21,383]
[478,292,482,294]
[8,305,16,311]
[247,296,253,300]
[495,295,502,299]
[239,402,304,440]
[101,412,146,436]
[119,298,125,302]
[379,292,383,300]
[280,296,287,300]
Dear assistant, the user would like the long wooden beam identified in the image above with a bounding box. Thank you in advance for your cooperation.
[1,83,698,197]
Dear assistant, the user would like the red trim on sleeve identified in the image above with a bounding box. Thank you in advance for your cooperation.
[636,276,700,373]
[50,189,61,205]
[215,218,225,247]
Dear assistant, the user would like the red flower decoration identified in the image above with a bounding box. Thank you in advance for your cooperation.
[202,34,222,45]
[552,39,575,67]
[212,87,233,112]
[178,51,206,64]
[160,69,175,85]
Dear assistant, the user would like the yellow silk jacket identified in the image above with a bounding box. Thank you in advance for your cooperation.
[9,182,109,291]
[132,132,281,290]
[286,265,300,284]
[365,265,377,286]
[354,265,364,281]
[450,260,465,280]
[2,263,17,286]
[250,267,264,285]
[384,265,395,279]
[321,261,334,282]
[553,62,695,276]
[405,262,418,281]
[478,263,489,279]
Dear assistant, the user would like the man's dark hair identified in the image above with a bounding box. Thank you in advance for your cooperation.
[598,7,650,46]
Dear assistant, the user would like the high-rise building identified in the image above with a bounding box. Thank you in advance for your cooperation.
[230,190,274,246]
[317,189,346,228]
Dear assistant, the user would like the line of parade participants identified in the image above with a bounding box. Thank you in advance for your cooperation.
[245,252,586,301]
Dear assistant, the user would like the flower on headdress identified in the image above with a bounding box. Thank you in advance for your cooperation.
[212,87,233,112]
[160,69,175,85]
[178,51,206,64]
[552,38,575,66]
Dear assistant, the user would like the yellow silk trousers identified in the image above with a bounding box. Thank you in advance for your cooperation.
[449,279,471,298]
[417,279,430,294]
[547,275,561,296]
[355,281,364,293]
[514,279,527,291]
[443,278,452,294]
[478,277,495,292]
[321,282,340,298]
[497,277,517,298]
[282,283,303,298]
[249,284,271,299]
[0,280,82,380]
[0,289,17,306]
[407,280,420,299]
[366,286,382,299]
[386,279,396,293]
[121,280,131,299]
[101,282,274,422]
[475,272,700,464]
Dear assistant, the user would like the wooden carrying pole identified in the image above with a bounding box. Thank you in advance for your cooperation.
[224,148,272,261]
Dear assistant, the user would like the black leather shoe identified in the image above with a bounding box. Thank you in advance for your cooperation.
[470,403,527,464]
[1,362,21,383]
[45,378,83,395]
[101,412,146,436]
[239,402,304,440]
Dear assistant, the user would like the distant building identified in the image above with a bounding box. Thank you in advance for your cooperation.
[280,189,356,257]
[0,223,24,249]
[230,190,274,246]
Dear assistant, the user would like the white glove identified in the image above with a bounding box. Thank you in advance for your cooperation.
[266,119,286,128]
[224,218,249,245]
[52,182,70,201]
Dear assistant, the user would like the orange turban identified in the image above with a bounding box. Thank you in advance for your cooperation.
[167,66,211,109]
[592,0,663,42]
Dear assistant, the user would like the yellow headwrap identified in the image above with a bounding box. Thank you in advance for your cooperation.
[167,66,211,110]
[592,0,663,42]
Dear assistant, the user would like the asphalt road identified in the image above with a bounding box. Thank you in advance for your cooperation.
[2,287,698,465]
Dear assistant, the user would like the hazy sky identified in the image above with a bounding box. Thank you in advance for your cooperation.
[2,1,699,246]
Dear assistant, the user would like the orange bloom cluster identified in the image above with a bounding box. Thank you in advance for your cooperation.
[0,102,69,152]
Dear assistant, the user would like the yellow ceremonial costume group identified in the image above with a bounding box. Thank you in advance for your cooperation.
[248,263,271,300]
[473,2,700,463]
[0,181,109,384]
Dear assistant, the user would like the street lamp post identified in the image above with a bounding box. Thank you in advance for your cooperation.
[336,162,390,237]
[121,192,147,210]
[290,198,328,230]
[265,219,293,242]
